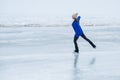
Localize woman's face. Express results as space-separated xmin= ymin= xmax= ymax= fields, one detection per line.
xmin=72 ymin=16 xmax=76 ymax=19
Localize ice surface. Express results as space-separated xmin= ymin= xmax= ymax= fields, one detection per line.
xmin=0 ymin=26 xmax=120 ymax=80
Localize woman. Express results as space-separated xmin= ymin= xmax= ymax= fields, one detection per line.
xmin=72 ymin=13 xmax=96 ymax=53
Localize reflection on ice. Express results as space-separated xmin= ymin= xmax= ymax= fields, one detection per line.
xmin=89 ymin=57 xmax=96 ymax=65
xmin=72 ymin=68 xmax=81 ymax=80
xmin=73 ymin=53 xmax=79 ymax=68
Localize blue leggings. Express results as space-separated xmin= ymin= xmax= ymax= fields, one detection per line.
xmin=74 ymin=33 xmax=96 ymax=53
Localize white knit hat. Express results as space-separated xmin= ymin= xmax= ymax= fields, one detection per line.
xmin=72 ymin=13 xmax=78 ymax=19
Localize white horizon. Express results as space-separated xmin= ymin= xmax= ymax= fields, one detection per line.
xmin=0 ymin=0 xmax=120 ymax=17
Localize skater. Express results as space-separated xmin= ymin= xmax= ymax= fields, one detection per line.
xmin=72 ymin=13 xmax=96 ymax=53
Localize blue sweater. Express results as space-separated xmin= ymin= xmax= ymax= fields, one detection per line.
xmin=72 ymin=16 xmax=83 ymax=37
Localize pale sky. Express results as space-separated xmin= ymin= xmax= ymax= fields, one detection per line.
xmin=0 ymin=0 xmax=120 ymax=17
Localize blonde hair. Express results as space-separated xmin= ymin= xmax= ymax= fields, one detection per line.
xmin=72 ymin=13 xmax=78 ymax=19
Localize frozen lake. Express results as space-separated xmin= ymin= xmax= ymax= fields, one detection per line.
xmin=0 ymin=26 xmax=120 ymax=80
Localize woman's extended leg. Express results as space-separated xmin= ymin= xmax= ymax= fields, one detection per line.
xmin=81 ymin=34 xmax=96 ymax=48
